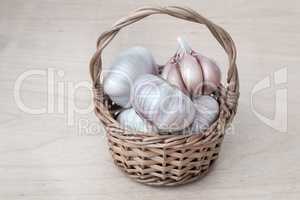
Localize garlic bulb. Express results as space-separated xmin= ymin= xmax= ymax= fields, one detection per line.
xmin=161 ymin=37 xmax=221 ymax=96
xmin=103 ymin=47 xmax=158 ymax=108
xmin=117 ymin=108 xmax=158 ymax=133
xmin=131 ymin=74 xmax=196 ymax=132
xmin=190 ymin=95 xmax=219 ymax=134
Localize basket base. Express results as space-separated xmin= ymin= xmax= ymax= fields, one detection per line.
xmin=106 ymin=131 xmax=224 ymax=186
xmin=113 ymin=156 xmax=218 ymax=187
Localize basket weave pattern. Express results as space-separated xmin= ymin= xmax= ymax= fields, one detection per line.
xmin=90 ymin=6 xmax=239 ymax=186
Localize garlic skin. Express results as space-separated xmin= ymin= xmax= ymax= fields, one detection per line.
xmin=103 ymin=47 xmax=158 ymax=108
xmin=117 ymin=108 xmax=158 ymax=133
xmin=194 ymin=54 xmax=221 ymax=95
xmin=161 ymin=37 xmax=221 ymax=96
xmin=131 ymin=74 xmax=196 ymax=132
xmin=190 ymin=95 xmax=219 ymax=134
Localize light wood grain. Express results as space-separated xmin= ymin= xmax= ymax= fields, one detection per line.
xmin=0 ymin=0 xmax=300 ymax=199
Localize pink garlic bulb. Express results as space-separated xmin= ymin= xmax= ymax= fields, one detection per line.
xmin=161 ymin=37 xmax=221 ymax=96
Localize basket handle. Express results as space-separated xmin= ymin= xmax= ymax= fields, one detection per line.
xmin=90 ymin=6 xmax=239 ymax=115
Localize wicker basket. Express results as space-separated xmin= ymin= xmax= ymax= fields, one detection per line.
xmin=89 ymin=6 xmax=239 ymax=186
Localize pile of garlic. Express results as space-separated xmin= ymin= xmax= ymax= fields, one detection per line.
xmin=103 ymin=37 xmax=221 ymax=135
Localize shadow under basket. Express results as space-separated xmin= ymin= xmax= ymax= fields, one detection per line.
xmin=89 ymin=6 xmax=239 ymax=186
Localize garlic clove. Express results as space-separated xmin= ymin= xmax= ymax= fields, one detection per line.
xmin=161 ymin=61 xmax=189 ymax=96
xmin=178 ymin=53 xmax=204 ymax=96
xmin=195 ymin=54 xmax=221 ymax=95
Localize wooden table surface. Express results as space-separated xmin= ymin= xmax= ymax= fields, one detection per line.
xmin=0 ymin=0 xmax=299 ymax=199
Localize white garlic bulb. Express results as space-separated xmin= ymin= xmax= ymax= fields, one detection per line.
xmin=131 ymin=74 xmax=196 ymax=132
xmin=103 ymin=47 xmax=158 ymax=108
xmin=190 ymin=95 xmax=219 ymax=133
xmin=117 ymin=108 xmax=158 ymax=133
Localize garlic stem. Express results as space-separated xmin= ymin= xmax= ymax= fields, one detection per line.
xmin=177 ymin=37 xmax=192 ymax=53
